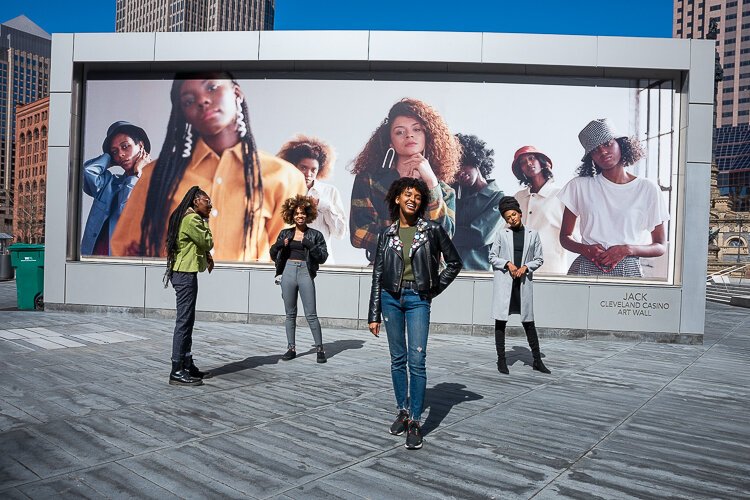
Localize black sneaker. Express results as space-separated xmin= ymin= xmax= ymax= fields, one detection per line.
xmin=389 ymin=410 xmax=409 ymax=435
xmin=281 ymin=348 xmax=296 ymax=361
xmin=405 ymin=420 xmax=423 ymax=449
xmin=316 ymin=349 xmax=327 ymax=363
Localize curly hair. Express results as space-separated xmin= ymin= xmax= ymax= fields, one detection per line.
xmin=577 ymin=137 xmax=644 ymax=177
xmin=456 ymin=133 xmax=495 ymax=179
xmin=384 ymin=177 xmax=431 ymax=222
xmin=515 ymin=154 xmax=554 ymax=186
xmin=280 ymin=194 xmax=318 ymax=225
xmin=276 ymin=134 xmax=337 ymax=180
xmin=350 ymin=98 xmax=461 ymax=184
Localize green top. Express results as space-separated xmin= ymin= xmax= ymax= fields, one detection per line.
xmin=172 ymin=211 xmax=214 ymax=273
xmin=399 ymin=224 xmax=417 ymax=283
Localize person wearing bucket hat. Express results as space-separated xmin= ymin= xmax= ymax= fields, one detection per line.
xmin=350 ymin=98 xmax=460 ymax=264
xmin=511 ymin=145 xmax=570 ymax=275
xmin=489 ymin=196 xmax=549 ymax=374
xmin=451 ymin=133 xmax=504 ymax=271
xmin=81 ymin=120 xmax=152 ymax=255
xmin=557 ymin=118 xmax=669 ymax=277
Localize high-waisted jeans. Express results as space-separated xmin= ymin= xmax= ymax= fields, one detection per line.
xmin=281 ymin=261 xmax=323 ymax=348
xmin=381 ymin=288 xmax=431 ymax=422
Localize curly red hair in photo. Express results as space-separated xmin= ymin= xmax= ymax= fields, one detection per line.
xmin=350 ymin=98 xmax=461 ymax=184
xmin=280 ymin=194 xmax=318 ymax=225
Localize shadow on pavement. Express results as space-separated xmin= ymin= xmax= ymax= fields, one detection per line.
xmin=210 ymin=338 xmax=366 ymax=377
xmin=507 ymin=345 xmax=547 ymax=368
xmin=422 ymin=382 xmax=483 ymax=435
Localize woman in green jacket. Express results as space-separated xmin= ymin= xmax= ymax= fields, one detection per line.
xmin=164 ymin=186 xmax=214 ymax=386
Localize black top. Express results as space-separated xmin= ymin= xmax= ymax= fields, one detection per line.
xmin=509 ymin=226 xmax=525 ymax=315
xmin=288 ymin=240 xmax=306 ymax=261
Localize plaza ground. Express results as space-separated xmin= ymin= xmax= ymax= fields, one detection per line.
xmin=0 ymin=280 xmax=748 ymax=499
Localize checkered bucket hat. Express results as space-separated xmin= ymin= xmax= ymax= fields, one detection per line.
xmin=578 ymin=118 xmax=626 ymax=161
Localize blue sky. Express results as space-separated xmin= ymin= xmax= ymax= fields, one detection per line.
xmin=1 ymin=0 xmax=673 ymax=38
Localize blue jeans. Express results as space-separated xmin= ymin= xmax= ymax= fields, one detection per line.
xmin=381 ymin=289 xmax=431 ymax=422
xmin=280 ymin=261 xmax=323 ymax=348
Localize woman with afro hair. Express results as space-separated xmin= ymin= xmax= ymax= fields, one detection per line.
xmin=110 ymin=72 xmax=306 ymax=262
xmin=270 ymin=195 xmax=329 ymax=363
xmin=350 ymin=98 xmax=461 ymax=263
xmin=557 ymin=119 xmax=669 ymax=277
xmin=277 ymin=135 xmax=347 ymax=263
xmin=452 ymin=133 xmax=505 ymax=271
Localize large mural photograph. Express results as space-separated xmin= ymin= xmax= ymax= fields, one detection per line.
xmin=80 ymin=73 xmax=678 ymax=282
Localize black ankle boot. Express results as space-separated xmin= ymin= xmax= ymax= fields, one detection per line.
xmin=184 ymin=356 xmax=210 ymax=379
xmin=169 ymin=360 xmax=203 ymax=386
xmin=533 ymin=356 xmax=551 ymax=374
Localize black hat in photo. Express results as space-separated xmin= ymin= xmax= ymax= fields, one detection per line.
xmin=102 ymin=121 xmax=151 ymax=155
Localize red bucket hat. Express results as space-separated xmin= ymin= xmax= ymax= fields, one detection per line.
xmin=511 ymin=146 xmax=553 ymax=180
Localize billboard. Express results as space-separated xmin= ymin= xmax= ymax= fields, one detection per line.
xmin=80 ymin=73 xmax=677 ymax=282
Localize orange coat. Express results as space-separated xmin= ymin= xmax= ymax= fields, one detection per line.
xmin=110 ymin=138 xmax=306 ymax=262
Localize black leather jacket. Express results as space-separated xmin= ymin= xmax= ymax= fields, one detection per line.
xmin=270 ymin=227 xmax=328 ymax=279
xmin=369 ymin=218 xmax=463 ymax=323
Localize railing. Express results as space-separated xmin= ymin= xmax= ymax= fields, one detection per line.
xmin=707 ymin=263 xmax=750 ymax=291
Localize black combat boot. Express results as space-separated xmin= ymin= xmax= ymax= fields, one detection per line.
xmin=169 ymin=360 xmax=203 ymax=386
xmin=184 ymin=355 xmax=210 ymax=379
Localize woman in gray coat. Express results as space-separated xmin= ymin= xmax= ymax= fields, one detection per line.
xmin=489 ymin=196 xmax=550 ymax=374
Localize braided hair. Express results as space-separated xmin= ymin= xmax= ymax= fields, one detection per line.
xmin=141 ymin=72 xmax=263 ymax=259
xmin=163 ymin=186 xmax=207 ymax=287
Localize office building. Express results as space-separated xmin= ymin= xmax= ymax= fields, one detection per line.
xmin=0 ymin=15 xmax=51 ymax=235
xmin=13 ymin=97 xmax=48 ymax=244
xmin=115 ymin=0 xmax=274 ymax=32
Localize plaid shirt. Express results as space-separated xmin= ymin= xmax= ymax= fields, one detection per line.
xmin=349 ymin=168 xmax=455 ymax=262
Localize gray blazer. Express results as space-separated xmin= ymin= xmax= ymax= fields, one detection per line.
xmin=489 ymin=226 xmax=544 ymax=322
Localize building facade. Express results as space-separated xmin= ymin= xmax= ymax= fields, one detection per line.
xmin=12 ymin=97 xmax=48 ymax=244
xmin=0 ymin=15 xmax=51 ymax=236
xmin=115 ymin=0 xmax=274 ymax=32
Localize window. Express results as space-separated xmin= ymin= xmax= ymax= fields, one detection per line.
xmin=723 ymin=111 xmax=734 ymax=117
xmin=726 ymin=62 xmax=736 ymax=69
xmin=739 ymin=110 xmax=750 ymax=116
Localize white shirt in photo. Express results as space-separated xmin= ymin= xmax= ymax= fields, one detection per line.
xmin=308 ymin=180 xmax=348 ymax=264
xmin=514 ymin=179 xmax=571 ymax=275
xmin=557 ymin=174 xmax=670 ymax=249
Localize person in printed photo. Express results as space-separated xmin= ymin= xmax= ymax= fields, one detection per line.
xmin=350 ymin=98 xmax=461 ymax=263
xmin=511 ymin=145 xmax=570 ymax=275
xmin=81 ymin=121 xmax=151 ymax=256
xmin=557 ymin=118 xmax=669 ymax=278
xmin=110 ymin=72 xmax=306 ymax=261
xmin=451 ymin=133 xmax=505 ymax=272
xmin=277 ymin=135 xmax=347 ymax=263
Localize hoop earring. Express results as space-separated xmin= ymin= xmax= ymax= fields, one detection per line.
xmin=381 ymin=147 xmax=395 ymax=169
xmin=235 ymin=97 xmax=247 ymax=138
xmin=182 ymin=124 xmax=193 ymax=158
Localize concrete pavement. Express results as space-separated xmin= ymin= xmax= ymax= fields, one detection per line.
xmin=1 ymin=280 xmax=749 ymax=499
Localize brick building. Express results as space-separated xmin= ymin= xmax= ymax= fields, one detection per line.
xmin=13 ymin=97 xmax=48 ymax=243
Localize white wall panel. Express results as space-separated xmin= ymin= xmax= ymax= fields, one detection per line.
xmin=50 ymin=34 xmax=74 ymax=93
xmin=482 ymin=33 xmax=596 ymax=67
xmin=313 ymin=272 xmax=362 ymax=319
xmin=155 ymin=31 xmax=259 ymax=61
xmin=73 ymin=33 xmax=155 ymax=62
xmin=587 ymin=286 xmax=682 ymax=333
xmin=686 ymin=103 xmax=714 ymax=164
xmin=597 ymin=36 xmax=690 ymax=70
xmin=259 ymin=31 xmax=368 ymax=61
xmin=66 ymin=264 xmax=145 ymax=307
xmin=689 ymin=40 xmax=717 ymax=105
xmin=47 ymin=93 xmax=72 ymax=147
xmin=44 ymin=147 xmax=71 ymax=304
xmin=369 ymin=31 xmax=482 ymax=63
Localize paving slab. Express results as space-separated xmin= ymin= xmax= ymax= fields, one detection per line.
xmin=0 ymin=280 xmax=749 ymax=498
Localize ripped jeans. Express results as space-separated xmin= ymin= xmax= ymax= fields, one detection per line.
xmin=381 ymin=289 xmax=431 ymax=422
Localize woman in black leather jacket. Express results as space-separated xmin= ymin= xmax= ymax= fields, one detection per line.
xmin=270 ymin=195 xmax=329 ymax=363
xmin=368 ymin=177 xmax=462 ymax=450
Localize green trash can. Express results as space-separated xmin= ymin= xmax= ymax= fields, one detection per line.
xmin=8 ymin=243 xmax=45 ymax=310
